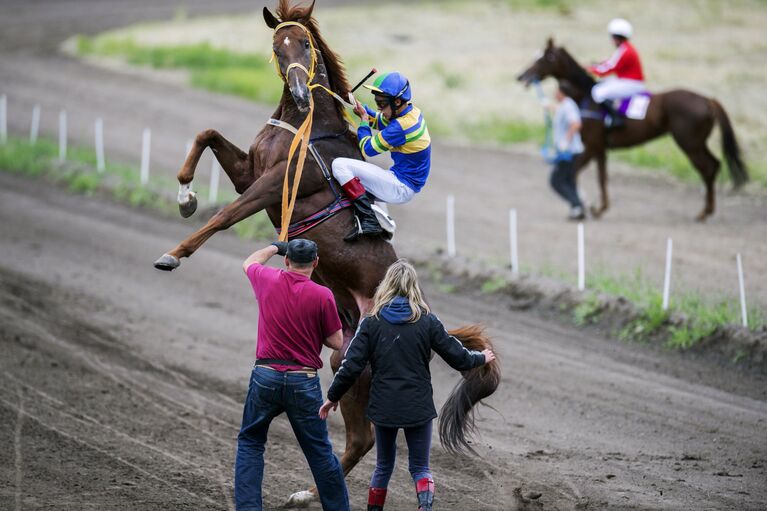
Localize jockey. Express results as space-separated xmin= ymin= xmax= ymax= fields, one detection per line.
xmin=331 ymin=72 xmax=431 ymax=242
xmin=588 ymin=18 xmax=646 ymax=128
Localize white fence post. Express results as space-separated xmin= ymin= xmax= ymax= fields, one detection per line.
xmin=95 ymin=118 xmax=105 ymax=172
xmin=30 ymin=104 xmax=40 ymax=144
xmin=509 ymin=208 xmax=519 ymax=277
xmin=736 ymin=253 xmax=748 ymax=328
xmin=446 ymin=194 xmax=456 ymax=258
xmin=577 ymin=222 xmax=585 ymax=291
xmin=662 ymin=238 xmax=673 ymax=310
xmin=209 ymin=159 xmax=220 ymax=204
xmin=0 ymin=94 xmax=7 ymax=144
xmin=140 ymin=127 xmax=151 ymax=185
xmin=58 ymin=110 xmax=67 ymax=163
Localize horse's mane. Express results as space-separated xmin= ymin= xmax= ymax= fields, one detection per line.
xmin=557 ymin=46 xmax=596 ymax=95
xmin=276 ymin=0 xmax=351 ymax=120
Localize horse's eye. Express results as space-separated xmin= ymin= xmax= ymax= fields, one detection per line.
xmin=304 ymin=39 xmax=310 ymax=49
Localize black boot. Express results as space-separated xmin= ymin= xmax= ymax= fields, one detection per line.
xmin=344 ymin=195 xmax=383 ymax=242
xmin=600 ymin=101 xmax=624 ymax=129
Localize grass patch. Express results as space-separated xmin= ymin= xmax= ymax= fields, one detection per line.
xmin=0 ymin=136 xmax=273 ymax=241
xmin=584 ymin=267 xmax=765 ymax=348
xmin=480 ymin=275 xmax=508 ymax=294
xmin=573 ymin=293 xmax=603 ymax=326
xmin=467 ymin=118 xmax=544 ymax=145
xmin=75 ymin=35 xmax=283 ymax=104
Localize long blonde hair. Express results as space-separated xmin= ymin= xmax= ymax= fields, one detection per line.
xmin=370 ymin=259 xmax=430 ymax=322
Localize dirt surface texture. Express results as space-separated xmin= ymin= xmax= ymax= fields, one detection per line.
xmin=1 ymin=1 xmax=766 ymax=510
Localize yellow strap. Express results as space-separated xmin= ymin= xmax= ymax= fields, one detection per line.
xmin=271 ymin=21 xmax=358 ymax=240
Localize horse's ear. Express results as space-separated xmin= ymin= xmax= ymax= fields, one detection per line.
xmin=546 ymin=37 xmax=555 ymax=49
xmin=263 ymin=6 xmax=279 ymax=29
xmin=302 ymin=0 xmax=316 ymax=22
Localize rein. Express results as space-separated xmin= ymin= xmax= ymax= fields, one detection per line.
xmin=532 ymin=79 xmax=556 ymax=163
xmin=270 ymin=21 xmax=356 ymax=241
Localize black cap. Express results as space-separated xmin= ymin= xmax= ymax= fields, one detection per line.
xmin=286 ymin=239 xmax=318 ymax=264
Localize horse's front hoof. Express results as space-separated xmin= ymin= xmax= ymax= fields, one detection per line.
xmin=285 ymin=490 xmax=316 ymax=508
xmin=178 ymin=192 xmax=198 ymax=218
xmin=590 ymin=205 xmax=604 ymax=219
xmin=154 ymin=254 xmax=180 ymax=271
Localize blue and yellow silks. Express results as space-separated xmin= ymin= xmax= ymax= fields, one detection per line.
xmin=357 ymin=104 xmax=431 ymax=193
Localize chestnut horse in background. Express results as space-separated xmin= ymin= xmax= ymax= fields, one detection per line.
xmin=153 ymin=0 xmax=501 ymax=506
xmin=518 ymin=38 xmax=748 ymax=220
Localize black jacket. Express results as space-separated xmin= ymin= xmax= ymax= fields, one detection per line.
xmin=327 ymin=297 xmax=486 ymax=428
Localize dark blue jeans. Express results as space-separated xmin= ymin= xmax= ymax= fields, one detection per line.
xmin=234 ymin=367 xmax=349 ymax=511
xmin=550 ymin=157 xmax=583 ymax=208
xmin=370 ymin=421 xmax=433 ymax=488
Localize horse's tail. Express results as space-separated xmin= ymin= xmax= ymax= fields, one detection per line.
xmin=439 ymin=324 xmax=501 ymax=455
xmin=711 ymin=99 xmax=749 ymax=188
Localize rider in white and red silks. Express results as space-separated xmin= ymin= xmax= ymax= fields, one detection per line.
xmin=588 ymin=18 xmax=646 ymax=127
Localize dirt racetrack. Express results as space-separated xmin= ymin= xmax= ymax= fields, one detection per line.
xmin=1 ymin=1 xmax=766 ymax=510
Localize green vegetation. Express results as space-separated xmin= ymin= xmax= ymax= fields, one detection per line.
xmin=467 ymin=118 xmax=545 ymax=145
xmin=0 ymin=136 xmax=274 ymax=241
xmin=480 ymin=275 xmax=509 ymax=294
xmin=75 ymin=35 xmax=283 ymax=104
xmin=581 ymin=267 xmax=764 ymax=349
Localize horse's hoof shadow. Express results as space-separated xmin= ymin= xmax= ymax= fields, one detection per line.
xmin=179 ymin=193 xmax=198 ymax=218
xmin=154 ymin=254 xmax=180 ymax=271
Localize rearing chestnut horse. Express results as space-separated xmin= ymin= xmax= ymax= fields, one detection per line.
xmin=153 ymin=1 xmax=500 ymax=506
xmin=518 ymin=38 xmax=748 ymax=220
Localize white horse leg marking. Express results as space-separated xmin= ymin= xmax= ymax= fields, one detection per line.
xmin=286 ymin=489 xmax=316 ymax=507
xmin=178 ymin=182 xmax=193 ymax=205
xmin=14 ymin=384 xmax=23 ymax=511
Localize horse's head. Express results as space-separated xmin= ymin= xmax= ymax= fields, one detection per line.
xmin=264 ymin=2 xmax=317 ymax=112
xmin=517 ymin=37 xmax=568 ymax=87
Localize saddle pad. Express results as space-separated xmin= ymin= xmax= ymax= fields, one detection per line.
xmin=618 ymin=92 xmax=652 ymax=120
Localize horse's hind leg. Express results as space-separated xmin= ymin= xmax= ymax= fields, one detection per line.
xmin=177 ymin=129 xmax=251 ymax=218
xmin=672 ymin=133 xmax=720 ymax=221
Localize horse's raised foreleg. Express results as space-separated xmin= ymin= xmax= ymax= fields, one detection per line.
xmin=177 ymin=129 xmax=251 ymax=218
xmin=154 ymin=164 xmax=283 ymax=271
xmin=591 ymin=151 xmax=609 ymax=219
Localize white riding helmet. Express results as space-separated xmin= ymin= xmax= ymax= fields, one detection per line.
xmin=607 ymin=18 xmax=633 ymax=39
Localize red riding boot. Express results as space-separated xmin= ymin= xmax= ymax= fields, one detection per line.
xmin=341 ymin=177 xmax=383 ymax=242
xmin=367 ymin=487 xmax=387 ymax=511
xmin=415 ymin=477 xmax=434 ymax=511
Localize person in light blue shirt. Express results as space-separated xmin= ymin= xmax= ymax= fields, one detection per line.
xmin=549 ymin=83 xmax=585 ymax=220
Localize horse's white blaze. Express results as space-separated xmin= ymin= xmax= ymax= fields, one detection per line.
xmin=283 ymin=36 xmax=291 ymax=47
xmin=286 ymin=490 xmax=315 ymax=507
xmin=178 ymin=182 xmax=192 ymax=204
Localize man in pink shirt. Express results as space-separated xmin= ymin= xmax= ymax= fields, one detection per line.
xmin=235 ymin=239 xmax=349 ymax=511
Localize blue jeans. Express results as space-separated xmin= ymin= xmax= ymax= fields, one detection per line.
xmin=370 ymin=421 xmax=433 ymax=488
xmin=550 ymin=157 xmax=583 ymax=208
xmin=234 ymin=367 xmax=349 ymax=511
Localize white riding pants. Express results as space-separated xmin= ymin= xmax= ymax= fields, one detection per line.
xmin=332 ymin=157 xmax=415 ymax=204
xmin=591 ymin=78 xmax=646 ymax=103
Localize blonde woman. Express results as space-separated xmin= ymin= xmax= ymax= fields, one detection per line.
xmin=319 ymin=260 xmax=495 ymax=511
